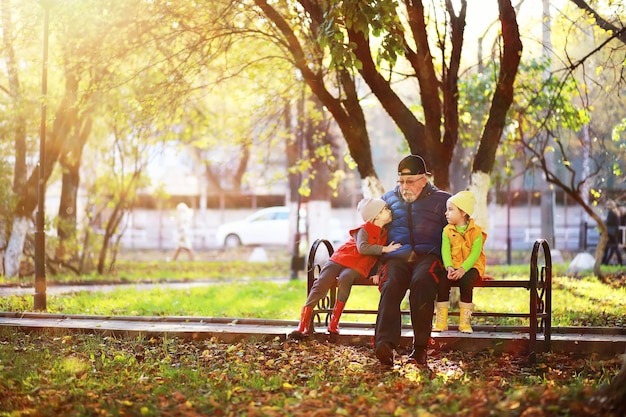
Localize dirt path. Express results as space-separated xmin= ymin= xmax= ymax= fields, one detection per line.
xmin=0 ymin=277 xmax=290 ymax=297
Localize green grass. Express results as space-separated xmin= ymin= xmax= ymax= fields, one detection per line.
xmin=4 ymin=246 xmax=609 ymax=286
xmin=1 ymin=270 xmax=624 ymax=328
xmin=0 ymin=259 xmax=291 ymax=285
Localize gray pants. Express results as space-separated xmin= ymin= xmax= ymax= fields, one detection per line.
xmin=305 ymin=261 xmax=361 ymax=307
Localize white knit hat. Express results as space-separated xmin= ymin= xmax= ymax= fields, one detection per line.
xmin=357 ymin=198 xmax=386 ymax=222
xmin=448 ymin=190 xmax=475 ymax=216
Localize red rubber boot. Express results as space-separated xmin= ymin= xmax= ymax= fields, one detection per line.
xmin=289 ymin=306 xmax=313 ymax=339
xmin=327 ymin=301 xmax=346 ymax=335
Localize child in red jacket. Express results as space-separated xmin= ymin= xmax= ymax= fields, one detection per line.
xmin=290 ymin=197 xmax=401 ymax=338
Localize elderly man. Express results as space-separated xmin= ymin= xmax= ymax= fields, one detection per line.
xmin=374 ymin=155 xmax=450 ymax=366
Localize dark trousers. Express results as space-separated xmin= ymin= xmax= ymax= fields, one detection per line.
xmin=437 ymin=268 xmax=479 ymax=303
xmin=375 ymin=254 xmax=442 ymax=351
xmin=601 ymin=235 xmax=623 ymax=265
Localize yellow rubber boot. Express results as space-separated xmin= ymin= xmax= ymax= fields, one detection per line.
xmin=432 ymin=301 xmax=449 ymax=332
xmin=459 ymin=301 xmax=474 ymax=334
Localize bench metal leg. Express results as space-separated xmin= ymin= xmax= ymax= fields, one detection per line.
xmin=307 ymin=239 xmax=336 ymax=331
xmin=530 ymin=239 xmax=553 ymax=361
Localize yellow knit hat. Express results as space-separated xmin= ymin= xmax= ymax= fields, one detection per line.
xmin=448 ymin=190 xmax=475 ymax=216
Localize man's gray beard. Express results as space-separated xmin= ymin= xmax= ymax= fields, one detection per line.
xmin=402 ymin=193 xmax=417 ymax=203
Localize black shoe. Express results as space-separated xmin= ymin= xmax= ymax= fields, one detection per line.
xmin=408 ymin=348 xmax=427 ymax=366
xmin=375 ymin=342 xmax=394 ymax=366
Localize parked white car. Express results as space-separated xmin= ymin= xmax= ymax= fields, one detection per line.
xmin=215 ymin=206 xmax=345 ymax=249
xmin=216 ymin=206 xmax=300 ymax=248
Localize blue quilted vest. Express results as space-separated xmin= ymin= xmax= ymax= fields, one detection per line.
xmin=381 ymin=182 xmax=450 ymax=260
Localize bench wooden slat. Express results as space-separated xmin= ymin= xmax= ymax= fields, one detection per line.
xmin=314 ymin=309 xmax=548 ymax=319
xmin=347 ymin=278 xmax=543 ymax=289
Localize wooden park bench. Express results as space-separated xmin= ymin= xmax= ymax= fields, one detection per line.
xmin=306 ymin=238 xmax=552 ymax=357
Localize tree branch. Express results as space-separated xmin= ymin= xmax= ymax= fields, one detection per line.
xmin=568 ymin=0 xmax=626 ymax=44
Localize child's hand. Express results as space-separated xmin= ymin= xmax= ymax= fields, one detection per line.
xmin=446 ymin=267 xmax=455 ymax=280
xmin=371 ymin=274 xmax=380 ymax=284
xmin=383 ymin=241 xmax=402 ymax=253
xmin=448 ymin=267 xmax=465 ymax=280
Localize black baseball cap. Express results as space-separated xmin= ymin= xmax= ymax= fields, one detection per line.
xmin=398 ymin=155 xmax=431 ymax=176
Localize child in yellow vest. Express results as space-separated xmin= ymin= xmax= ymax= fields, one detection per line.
xmin=434 ymin=190 xmax=487 ymax=333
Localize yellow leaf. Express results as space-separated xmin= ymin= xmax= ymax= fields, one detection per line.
xmin=394 ymin=406 xmax=408 ymax=416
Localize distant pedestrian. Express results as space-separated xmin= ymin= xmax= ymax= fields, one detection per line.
xmin=289 ymin=197 xmax=401 ymax=339
xmin=601 ymin=200 xmax=623 ymax=265
xmin=173 ymin=202 xmax=195 ymax=261
xmin=434 ymin=190 xmax=487 ymax=334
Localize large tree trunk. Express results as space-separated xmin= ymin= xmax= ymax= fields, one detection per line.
xmin=306 ymin=96 xmax=336 ymax=246
xmin=3 ymin=74 xmax=80 ymax=278
xmin=55 ymin=165 xmax=80 ymax=260
xmin=3 ymin=217 xmax=29 ymax=279
xmin=470 ymin=171 xmax=493 ymax=231
xmin=56 ymin=116 xmax=92 ymax=262
xmin=473 ymin=0 xmax=522 ymax=175
xmin=471 ymin=0 xmax=522 ymax=229
xmin=1 ymin=0 xmax=28 ymax=277
xmin=335 ymin=68 xmax=383 ymax=196
xmin=4 ymin=129 xmax=65 ymax=278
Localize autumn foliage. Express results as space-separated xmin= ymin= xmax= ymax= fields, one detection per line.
xmin=0 ymin=329 xmax=622 ymax=416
